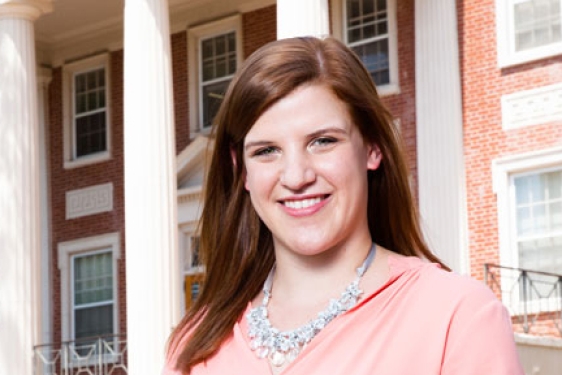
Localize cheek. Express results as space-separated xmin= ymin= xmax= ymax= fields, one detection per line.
xmin=244 ymin=164 xmax=278 ymax=195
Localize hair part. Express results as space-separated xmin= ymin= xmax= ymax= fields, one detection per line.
xmin=167 ymin=36 xmax=448 ymax=373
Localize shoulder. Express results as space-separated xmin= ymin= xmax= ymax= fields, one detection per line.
xmin=388 ymin=253 xmax=500 ymax=311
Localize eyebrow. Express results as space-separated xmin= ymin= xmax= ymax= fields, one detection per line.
xmin=244 ymin=126 xmax=350 ymax=151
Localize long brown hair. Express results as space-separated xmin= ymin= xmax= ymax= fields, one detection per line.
xmin=168 ymin=36 xmax=447 ymax=373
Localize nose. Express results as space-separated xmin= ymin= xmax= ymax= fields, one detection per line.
xmin=279 ymin=151 xmax=316 ymax=191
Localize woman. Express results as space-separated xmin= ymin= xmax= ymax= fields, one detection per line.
xmin=165 ymin=37 xmax=523 ymax=375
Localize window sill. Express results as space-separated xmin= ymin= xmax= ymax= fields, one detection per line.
xmin=190 ymin=126 xmax=213 ymax=139
xmin=377 ymin=83 xmax=401 ymax=97
xmin=498 ymin=43 xmax=562 ymax=69
xmin=64 ymin=151 xmax=111 ymax=170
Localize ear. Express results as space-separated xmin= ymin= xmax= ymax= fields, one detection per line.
xmin=366 ymin=144 xmax=382 ymax=171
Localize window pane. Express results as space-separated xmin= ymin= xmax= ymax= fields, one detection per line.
xmin=73 ymin=252 xmax=113 ymax=306
xmin=346 ymin=0 xmax=389 ymax=84
xmin=202 ymin=80 xmax=229 ymax=128
xmin=75 ymin=112 xmax=107 ymax=157
xmin=352 ymin=38 xmax=389 ymax=85
xmin=514 ymin=0 xmax=562 ymax=52
xmin=75 ymin=304 xmax=113 ymax=340
xmin=201 ymin=32 xmax=236 ymax=83
xmin=515 ymin=169 xmax=562 ymax=275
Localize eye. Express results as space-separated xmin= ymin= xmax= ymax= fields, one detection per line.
xmin=253 ymin=146 xmax=278 ymax=157
xmin=311 ymin=137 xmax=337 ymax=147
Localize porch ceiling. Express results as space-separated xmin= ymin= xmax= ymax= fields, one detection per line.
xmin=34 ymin=0 xmax=275 ymax=66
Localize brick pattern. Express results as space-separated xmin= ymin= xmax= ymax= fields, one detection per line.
xmin=172 ymin=31 xmax=190 ymax=154
xmin=48 ymin=50 xmax=127 ymax=342
xmin=242 ymin=4 xmax=277 ymax=58
xmin=459 ymin=0 xmax=562 ymax=336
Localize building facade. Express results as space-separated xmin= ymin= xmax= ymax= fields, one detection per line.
xmin=0 ymin=0 xmax=560 ymax=374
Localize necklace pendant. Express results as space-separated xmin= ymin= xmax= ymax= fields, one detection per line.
xmin=270 ymin=351 xmax=285 ymax=367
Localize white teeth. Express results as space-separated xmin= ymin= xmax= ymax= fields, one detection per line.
xmin=284 ymin=197 xmax=322 ymax=209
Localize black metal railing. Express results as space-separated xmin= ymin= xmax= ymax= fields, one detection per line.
xmin=485 ymin=264 xmax=562 ymax=336
xmin=33 ymin=334 xmax=127 ymax=375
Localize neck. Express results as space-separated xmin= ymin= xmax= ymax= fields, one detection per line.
xmin=269 ymin=238 xmax=374 ymax=305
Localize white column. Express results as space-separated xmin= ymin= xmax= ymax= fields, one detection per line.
xmin=0 ymin=1 xmax=52 ymax=375
xmin=124 ymin=0 xmax=181 ymax=374
xmin=415 ymin=0 xmax=468 ymax=273
xmin=277 ymin=0 xmax=329 ymax=39
xmin=37 ymin=67 xmax=53 ymax=351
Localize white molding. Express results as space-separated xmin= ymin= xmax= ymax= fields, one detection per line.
xmin=492 ymin=147 xmax=562 ymax=268
xmin=57 ymin=232 xmax=121 ymax=342
xmin=62 ymin=53 xmax=112 ymax=169
xmin=501 ymin=82 xmax=562 ymax=130
xmin=277 ymin=0 xmax=329 ymax=39
xmin=187 ymin=14 xmax=243 ymax=137
xmin=331 ymin=0 xmax=399 ymax=96
xmin=65 ymin=183 xmax=114 ymax=219
xmin=496 ymin=0 xmax=562 ymax=68
xmin=0 ymin=0 xmax=53 ymax=21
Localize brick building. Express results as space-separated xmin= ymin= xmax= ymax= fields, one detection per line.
xmin=1 ymin=0 xmax=561 ymax=374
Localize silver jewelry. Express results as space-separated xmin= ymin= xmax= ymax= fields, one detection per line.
xmin=246 ymin=244 xmax=377 ymax=367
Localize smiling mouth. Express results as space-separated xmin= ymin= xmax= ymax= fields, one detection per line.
xmin=282 ymin=196 xmax=327 ymax=209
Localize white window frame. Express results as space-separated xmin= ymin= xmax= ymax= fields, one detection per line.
xmin=58 ymin=232 xmax=121 ymax=362
xmin=331 ymin=0 xmax=399 ymax=96
xmin=62 ymin=53 xmax=111 ymax=169
xmin=188 ymin=15 xmax=243 ymax=137
xmin=496 ymin=0 xmax=562 ymax=67
xmin=492 ymin=147 xmax=562 ymax=313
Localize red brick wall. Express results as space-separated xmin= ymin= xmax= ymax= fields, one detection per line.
xmin=48 ymin=50 xmax=127 ymax=342
xmin=243 ymin=5 xmax=277 ymax=58
xmin=458 ymin=0 xmax=562 ymax=282
xmin=172 ymin=32 xmax=190 ymax=154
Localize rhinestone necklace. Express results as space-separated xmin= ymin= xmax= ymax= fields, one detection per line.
xmin=246 ymin=244 xmax=377 ymax=367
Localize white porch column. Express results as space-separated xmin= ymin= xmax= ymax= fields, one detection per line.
xmin=0 ymin=1 xmax=52 ymax=374
xmin=37 ymin=67 xmax=53 ymax=350
xmin=415 ymin=0 xmax=468 ymax=273
xmin=124 ymin=0 xmax=181 ymax=373
xmin=277 ymin=0 xmax=329 ymax=39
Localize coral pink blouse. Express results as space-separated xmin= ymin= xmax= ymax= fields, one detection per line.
xmin=164 ymin=255 xmax=524 ymax=375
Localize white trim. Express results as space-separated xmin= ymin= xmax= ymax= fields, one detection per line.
xmin=62 ymin=53 xmax=112 ymax=169
xmin=496 ymin=0 xmax=562 ymax=68
xmin=493 ymin=147 xmax=562 ymax=269
xmin=57 ymin=233 xmax=121 ymax=343
xmin=501 ymin=82 xmax=562 ymax=130
xmin=188 ymin=14 xmax=243 ymax=137
xmin=66 ymin=183 xmax=114 ymax=219
xmin=331 ymin=0 xmax=399 ymax=96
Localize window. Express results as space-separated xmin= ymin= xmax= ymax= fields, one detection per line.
xmin=497 ymin=0 xmax=562 ymax=67
xmin=513 ymin=169 xmax=562 ymax=274
xmin=63 ymin=54 xmax=111 ymax=168
xmin=72 ymin=251 xmax=114 ymax=341
xmin=493 ymin=149 xmax=562 ymax=311
xmin=58 ymin=233 xmax=120 ymax=345
xmin=73 ymin=68 xmax=107 ymax=158
xmin=188 ymin=15 xmax=242 ymax=135
xmin=334 ymin=0 xmax=398 ymax=94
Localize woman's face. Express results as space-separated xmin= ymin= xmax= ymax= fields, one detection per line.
xmin=242 ymin=84 xmax=382 ymax=259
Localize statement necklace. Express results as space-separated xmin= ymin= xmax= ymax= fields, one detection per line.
xmin=246 ymin=244 xmax=377 ymax=367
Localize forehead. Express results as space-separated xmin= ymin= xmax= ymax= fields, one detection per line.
xmin=243 ymin=84 xmax=354 ymax=142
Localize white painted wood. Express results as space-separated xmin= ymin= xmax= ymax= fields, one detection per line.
xmin=37 ymin=66 xmax=53 ymax=356
xmin=277 ymin=0 xmax=329 ymax=39
xmin=0 ymin=2 xmax=51 ymax=374
xmin=123 ymin=0 xmax=181 ymax=373
xmin=415 ymin=0 xmax=468 ymax=274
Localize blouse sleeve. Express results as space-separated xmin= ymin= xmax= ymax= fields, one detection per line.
xmin=441 ymin=287 xmax=525 ymax=375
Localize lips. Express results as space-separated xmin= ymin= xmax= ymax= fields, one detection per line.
xmin=279 ymin=195 xmax=330 ymax=215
